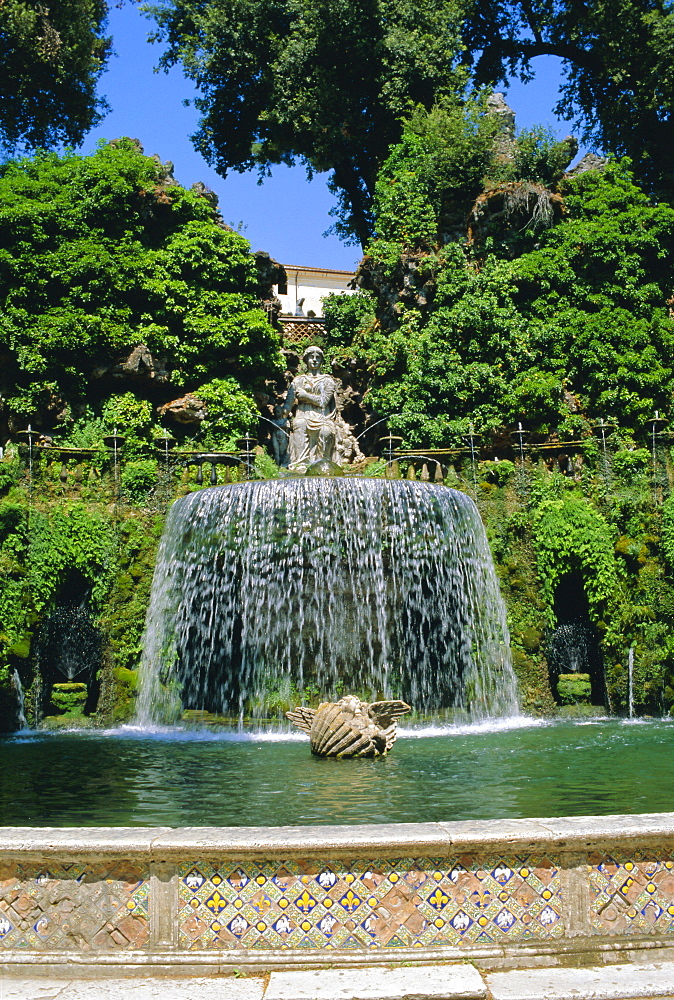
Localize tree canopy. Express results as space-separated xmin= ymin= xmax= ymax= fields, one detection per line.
xmin=324 ymin=158 xmax=674 ymax=446
xmin=0 ymin=0 xmax=111 ymax=150
xmin=144 ymin=0 xmax=674 ymax=237
xmin=462 ymin=0 xmax=674 ymax=198
xmin=144 ymin=0 xmax=467 ymax=246
xmin=0 ymin=139 xmax=281 ymax=437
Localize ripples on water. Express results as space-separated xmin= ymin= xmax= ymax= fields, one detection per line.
xmin=2 ymin=716 xmax=673 ymax=828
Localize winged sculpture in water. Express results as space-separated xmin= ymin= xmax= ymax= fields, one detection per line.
xmin=286 ymin=695 xmax=411 ymax=757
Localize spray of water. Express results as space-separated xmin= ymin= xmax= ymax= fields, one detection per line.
xmin=136 ymin=479 xmax=518 ymax=724
xmin=628 ymin=646 xmax=635 ymax=719
xmin=11 ymin=669 xmax=27 ymax=729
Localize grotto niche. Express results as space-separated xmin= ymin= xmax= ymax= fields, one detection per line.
xmin=547 ymin=570 xmax=605 ymax=708
xmin=34 ymin=570 xmax=102 ymax=723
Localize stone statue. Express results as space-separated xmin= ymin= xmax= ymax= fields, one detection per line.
xmin=283 ymin=346 xmax=339 ymax=471
xmin=286 ymin=695 xmax=411 ymax=757
xmin=334 ymin=413 xmax=366 ymax=465
xmin=269 ymin=403 xmax=290 ymax=467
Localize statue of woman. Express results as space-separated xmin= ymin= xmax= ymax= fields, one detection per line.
xmin=283 ymin=346 xmax=338 ymax=470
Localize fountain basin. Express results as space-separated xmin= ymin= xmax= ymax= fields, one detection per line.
xmin=2 ymin=808 xmax=674 ymax=973
xmin=3 ymin=718 xmax=674 ymax=826
xmin=3 ymin=717 xmax=674 ymax=970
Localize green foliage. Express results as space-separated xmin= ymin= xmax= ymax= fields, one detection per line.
xmin=146 ymin=0 xmax=674 ymax=240
xmin=57 ymin=410 xmax=106 ymax=450
xmin=0 ymin=499 xmax=24 ymax=538
xmin=511 ymin=127 xmax=577 ymax=186
xmin=513 ymin=162 xmax=674 ymax=425
xmin=26 ymin=505 xmax=114 ymax=616
xmin=50 ymin=682 xmax=87 ymax=715
xmin=353 ymin=160 xmax=674 ymax=445
xmin=98 ymin=513 xmax=163 ymax=679
xmin=0 ymin=140 xmax=282 ymax=432
xmin=661 ymin=494 xmax=674 ymax=571
xmin=0 ymin=460 xmax=20 ymax=496
xmin=0 ymin=0 xmax=110 ymax=150
xmin=102 ymin=395 xmax=153 ymax=432
xmin=254 ymin=450 xmax=281 ymax=480
xmin=110 ymin=667 xmax=139 ymax=723
xmin=0 ymin=501 xmax=114 ymax=685
xmin=479 ymin=460 xmax=515 ymax=486
xmin=120 ymin=460 xmax=159 ymax=505
xmin=322 ymin=291 xmax=376 ymax=351
xmin=373 ymin=97 xmax=499 ymax=247
xmin=370 ymin=106 xmax=577 ymax=253
xmin=194 ymin=378 xmax=258 ymax=446
xmin=612 ymin=449 xmax=651 ymax=480
xmin=358 ymin=245 xmax=559 ymax=446
xmin=463 ymin=1 xmax=674 ymax=199
xmin=530 ymin=495 xmax=617 ymax=623
xmin=556 ymin=673 xmax=592 ymax=705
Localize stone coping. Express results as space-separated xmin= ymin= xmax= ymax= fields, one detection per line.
xmin=2 ymin=812 xmax=674 ymax=858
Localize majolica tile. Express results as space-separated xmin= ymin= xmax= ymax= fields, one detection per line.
xmin=0 ymin=861 xmax=149 ymax=951
xmin=177 ymin=855 xmax=563 ymax=950
xmin=588 ymin=849 xmax=674 ymax=936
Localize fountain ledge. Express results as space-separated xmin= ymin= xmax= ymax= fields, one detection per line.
xmin=4 ymin=814 xmax=674 ymax=855
xmin=3 ymin=814 xmax=674 ymax=973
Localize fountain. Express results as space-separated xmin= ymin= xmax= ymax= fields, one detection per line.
xmin=136 ymin=476 xmax=518 ymax=725
xmin=286 ymin=695 xmax=411 ymax=756
xmin=136 ymin=350 xmax=517 ymax=724
xmin=10 ymin=669 xmax=26 ymax=730
xmin=6 ymin=432 xmax=674 ymax=974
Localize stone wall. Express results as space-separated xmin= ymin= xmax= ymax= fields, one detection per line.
xmin=3 ymin=815 xmax=674 ymax=973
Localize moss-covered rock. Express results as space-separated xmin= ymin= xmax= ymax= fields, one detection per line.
xmin=111 ymin=666 xmax=140 ymax=723
xmin=7 ymin=637 xmax=31 ymax=659
xmin=50 ymin=682 xmax=88 ymax=715
xmin=557 ymin=673 xmax=592 ymax=705
xmin=41 ymin=713 xmax=96 ymax=730
xmin=521 ymin=627 xmax=542 ymax=653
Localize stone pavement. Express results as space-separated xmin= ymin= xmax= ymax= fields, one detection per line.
xmin=2 ymin=961 xmax=674 ymax=1000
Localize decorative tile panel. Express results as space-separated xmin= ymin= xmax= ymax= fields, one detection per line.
xmin=588 ymin=849 xmax=674 ymax=936
xmin=177 ymin=855 xmax=563 ymax=950
xmin=0 ymin=860 xmax=149 ymax=951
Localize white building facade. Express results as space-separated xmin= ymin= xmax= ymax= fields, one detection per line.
xmin=275 ymin=265 xmax=355 ymax=318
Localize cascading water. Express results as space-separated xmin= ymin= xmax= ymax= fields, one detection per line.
xmin=628 ymin=646 xmax=635 ymax=718
xmin=136 ymin=478 xmax=518 ymax=724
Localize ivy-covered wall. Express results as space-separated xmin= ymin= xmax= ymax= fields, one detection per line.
xmin=474 ymin=442 xmax=674 ymax=717
xmin=0 ymin=452 xmax=164 ymax=729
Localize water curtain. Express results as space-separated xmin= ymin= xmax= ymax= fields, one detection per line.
xmin=137 ymin=479 xmax=518 ymax=723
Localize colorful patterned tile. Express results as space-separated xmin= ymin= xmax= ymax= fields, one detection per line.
xmin=176 ymin=854 xmax=563 ymax=950
xmin=588 ymin=849 xmax=674 ymax=936
xmin=0 ymin=861 xmax=149 ymax=951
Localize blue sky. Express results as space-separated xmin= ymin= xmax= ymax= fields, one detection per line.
xmin=82 ymin=3 xmax=574 ymax=271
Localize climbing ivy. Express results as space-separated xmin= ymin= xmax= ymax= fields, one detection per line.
xmin=0 ymin=500 xmax=115 ymax=681
xmin=661 ymin=494 xmax=674 ymax=572
xmin=530 ymin=494 xmax=618 ymax=624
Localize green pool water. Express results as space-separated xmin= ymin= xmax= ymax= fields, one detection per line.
xmin=1 ymin=717 xmax=672 ymax=827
